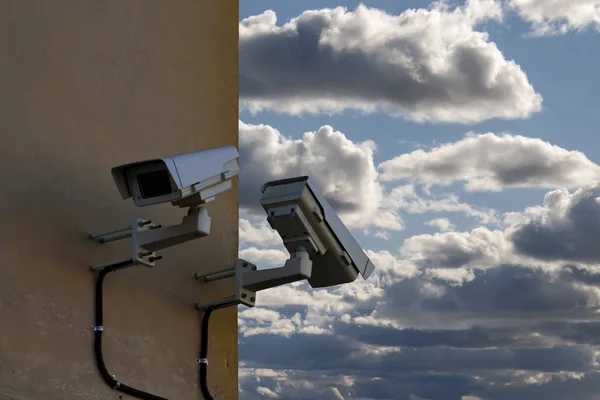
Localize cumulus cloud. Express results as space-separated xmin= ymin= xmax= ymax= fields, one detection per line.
xmin=239 ymin=247 xmax=289 ymax=267
xmin=511 ymin=182 xmax=600 ymax=263
xmin=426 ymin=218 xmax=456 ymax=232
xmin=379 ymin=133 xmax=600 ymax=191
xmin=239 ymin=121 xmax=403 ymax=231
xmin=239 ymin=1 xmax=542 ymax=123
xmin=400 ymin=227 xmax=513 ymax=270
xmin=509 ymin=0 xmax=600 ymax=36
xmin=239 ymin=263 xmax=600 ymax=398
xmin=240 ymin=218 xmax=283 ymax=248
xmin=385 ymin=185 xmax=499 ymax=224
xmin=238 ymin=127 xmax=600 ymax=399
xmin=257 ymin=386 xmax=280 ymax=398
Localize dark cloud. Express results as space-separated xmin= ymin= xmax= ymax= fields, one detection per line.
xmin=239 ymin=3 xmax=542 ymax=123
xmin=335 ymin=324 xmax=534 ymax=349
xmin=512 ymin=183 xmax=600 ymax=263
xmin=239 ymin=264 xmax=600 ymax=399
xmin=239 ymin=333 xmax=357 ymax=371
xmin=375 ymin=265 xmax=598 ymax=328
xmin=375 ymin=345 xmax=594 ymax=374
xmin=481 ymin=372 xmax=600 ymax=400
xmin=240 ymin=180 xmax=600 ymax=399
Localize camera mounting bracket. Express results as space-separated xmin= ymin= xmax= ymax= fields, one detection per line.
xmin=194 ymin=250 xmax=313 ymax=310
xmin=88 ymin=206 xmax=211 ymax=270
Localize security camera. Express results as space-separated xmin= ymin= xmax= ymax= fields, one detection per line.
xmin=194 ymin=175 xmax=376 ymax=310
xmin=260 ymin=176 xmax=375 ymax=287
xmin=111 ymin=145 xmax=239 ymax=208
xmin=88 ymin=145 xmax=239 ymax=270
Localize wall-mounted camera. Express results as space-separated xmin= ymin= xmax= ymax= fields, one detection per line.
xmin=111 ymin=145 xmax=239 ymax=208
xmin=195 ymin=175 xmax=376 ymax=310
xmin=89 ymin=146 xmax=239 ymax=269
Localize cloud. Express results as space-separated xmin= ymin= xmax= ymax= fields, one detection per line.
xmin=400 ymin=227 xmax=512 ymax=270
xmin=511 ymin=182 xmax=600 ymax=263
xmin=239 ymin=177 xmax=600 ymax=399
xmin=239 ymin=261 xmax=600 ymax=398
xmin=377 ymin=265 xmax=600 ymax=330
xmin=239 ymin=1 xmax=542 ymax=123
xmin=425 ymin=218 xmax=456 ymax=232
xmin=240 ymin=218 xmax=283 ymax=248
xmin=508 ymin=0 xmax=600 ymax=36
xmin=385 ymin=185 xmax=500 ymax=224
xmin=257 ymin=386 xmax=280 ymax=398
xmin=239 ymin=121 xmax=403 ymax=231
xmin=379 ymin=133 xmax=600 ymax=191
xmin=239 ymin=247 xmax=289 ymax=266
xmin=330 ymin=387 xmax=345 ymax=400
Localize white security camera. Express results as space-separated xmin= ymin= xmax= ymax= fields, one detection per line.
xmin=111 ymin=145 xmax=239 ymax=207
xmin=260 ymin=176 xmax=375 ymax=287
xmin=194 ymin=175 xmax=376 ymax=310
xmin=88 ymin=145 xmax=239 ymax=270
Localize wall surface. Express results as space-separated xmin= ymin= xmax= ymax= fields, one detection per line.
xmin=0 ymin=1 xmax=239 ymax=399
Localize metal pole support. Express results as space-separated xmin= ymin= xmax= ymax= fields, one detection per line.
xmin=195 ymin=268 xmax=235 ymax=283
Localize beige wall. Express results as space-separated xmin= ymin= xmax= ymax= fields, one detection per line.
xmin=0 ymin=1 xmax=239 ymax=399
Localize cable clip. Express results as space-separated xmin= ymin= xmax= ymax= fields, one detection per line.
xmin=197 ymin=358 xmax=208 ymax=364
xmin=91 ymin=325 xmax=104 ymax=332
xmin=111 ymin=375 xmax=121 ymax=389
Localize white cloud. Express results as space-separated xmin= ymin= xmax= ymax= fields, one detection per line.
xmin=365 ymin=250 xmax=421 ymax=284
xmin=256 ymin=386 xmax=280 ymax=398
xmin=426 ymin=217 xmax=456 ymax=232
xmin=384 ymin=184 xmax=499 ymax=224
xmin=240 ymin=218 xmax=282 ymax=248
xmin=509 ymin=0 xmax=600 ymax=36
xmin=239 ymin=308 xmax=282 ymax=324
xmin=239 ymin=247 xmax=289 ymax=267
xmin=243 ymin=319 xmax=297 ymax=338
xmin=330 ymin=387 xmax=345 ymax=400
xmin=240 ymin=1 xmax=542 ymax=123
xmin=401 ymin=227 xmax=513 ymax=270
xmin=239 ymin=308 xmax=298 ymax=337
xmin=379 ymin=133 xmax=600 ymax=191
xmin=239 ymin=121 xmax=403 ymax=232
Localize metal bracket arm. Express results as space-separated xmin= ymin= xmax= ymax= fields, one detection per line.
xmin=194 ymin=251 xmax=313 ymax=310
xmin=136 ymin=207 xmax=211 ymax=252
xmin=241 ymin=253 xmax=313 ymax=292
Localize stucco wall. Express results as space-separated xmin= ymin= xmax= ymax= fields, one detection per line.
xmin=0 ymin=1 xmax=239 ymax=399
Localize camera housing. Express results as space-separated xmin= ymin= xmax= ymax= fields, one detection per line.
xmin=111 ymin=145 xmax=239 ymax=207
xmin=194 ymin=175 xmax=377 ymax=311
xmin=260 ymin=176 xmax=375 ymax=288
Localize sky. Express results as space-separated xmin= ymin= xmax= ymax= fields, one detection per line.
xmin=235 ymin=1 xmax=600 ymax=399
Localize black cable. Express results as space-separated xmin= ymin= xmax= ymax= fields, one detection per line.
xmin=199 ymin=307 xmax=215 ymax=400
xmin=94 ymin=264 xmax=168 ymax=400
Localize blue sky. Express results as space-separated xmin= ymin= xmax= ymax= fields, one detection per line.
xmin=236 ymin=1 xmax=600 ymax=399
